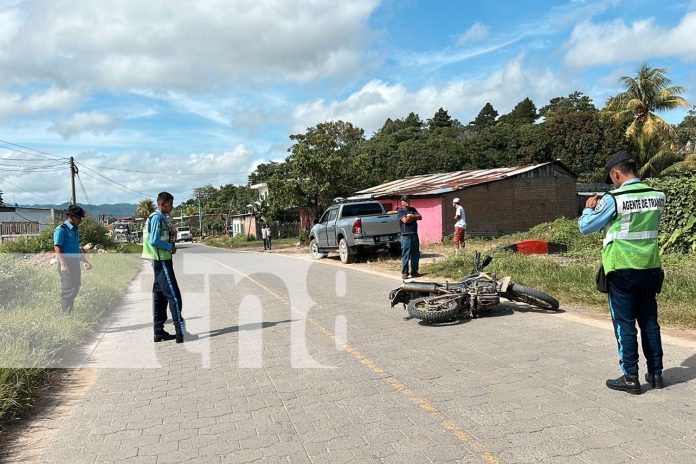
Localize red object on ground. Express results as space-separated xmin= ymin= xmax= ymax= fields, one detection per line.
xmin=500 ymin=240 xmax=567 ymax=255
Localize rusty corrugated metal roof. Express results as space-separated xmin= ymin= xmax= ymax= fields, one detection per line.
xmin=354 ymin=162 xmax=557 ymax=197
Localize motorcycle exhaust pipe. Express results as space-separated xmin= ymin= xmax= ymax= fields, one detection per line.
xmin=401 ymin=282 xmax=442 ymax=293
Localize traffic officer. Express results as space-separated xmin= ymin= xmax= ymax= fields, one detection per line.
xmin=142 ymin=192 xmax=186 ymax=343
xmin=53 ymin=205 xmax=92 ymax=314
xmin=578 ymin=151 xmax=666 ymax=394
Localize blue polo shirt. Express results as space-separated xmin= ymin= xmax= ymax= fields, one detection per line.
xmin=54 ymin=221 xmax=81 ymax=256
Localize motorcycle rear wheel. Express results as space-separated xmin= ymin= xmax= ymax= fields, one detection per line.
xmin=508 ymin=284 xmax=560 ymax=311
xmin=406 ymin=295 xmax=462 ymax=322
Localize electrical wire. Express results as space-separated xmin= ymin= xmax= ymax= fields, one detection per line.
xmin=78 ymin=169 xmax=151 ymax=200
xmin=0 ymin=177 xmax=58 ymax=205
xmin=76 ymin=172 xmax=92 ymax=206
xmin=75 ymin=160 xmax=252 ymax=177
xmin=0 ymin=139 xmax=69 ymax=161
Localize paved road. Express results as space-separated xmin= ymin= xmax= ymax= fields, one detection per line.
xmin=4 ymin=244 xmax=696 ymax=463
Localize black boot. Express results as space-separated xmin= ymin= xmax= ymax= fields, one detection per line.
xmin=606 ymin=374 xmax=641 ymax=395
xmin=154 ymin=332 xmax=176 ymax=342
xmin=645 ymin=373 xmax=664 ymax=389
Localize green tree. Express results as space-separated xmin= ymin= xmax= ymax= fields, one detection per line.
xmin=603 ymin=64 xmax=689 ymax=141
xmin=266 ymin=121 xmax=366 ymax=217
xmin=676 ymin=106 xmax=696 ymax=150
xmin=542 ymin=111 xmax=633 ymax=182
xmin=469 ymin=102 xmax=498 ymax=128
xmin=498 ymin=97 xmax=538 ymax=125
xmin=539 ymin=91 xmax=596 ymax=119
xmin=428 ymin=107 xmax=455 ymax=129
xmin=135 ymin=198 xmax=155 ymax=218
xmin=248 ymin=161 xmax=284 ymax=185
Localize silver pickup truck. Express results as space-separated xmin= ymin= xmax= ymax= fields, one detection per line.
xmin=309 ymin=199 xmax=401 ymax=263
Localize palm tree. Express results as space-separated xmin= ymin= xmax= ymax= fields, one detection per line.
xmin=634 ymin=133 xmax=682 ymax=177
xmin=604 ymin=64 xmax=689 ymax=142
xmin=135 ymin=198 xmax=155 ymax=218
xmin=661 ymin=153 xmax=696 ymax=175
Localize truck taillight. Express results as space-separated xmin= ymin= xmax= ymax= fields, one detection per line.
xmin=352 ymin=218 xmax=362 ymax=235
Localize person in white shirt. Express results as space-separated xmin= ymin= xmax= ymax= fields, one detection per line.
xmin=261 ymin=224 xmax=268 ymax=250
xmin=452 ymin=198 xmax=466 ymax=255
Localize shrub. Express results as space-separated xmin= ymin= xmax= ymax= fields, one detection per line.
xmin=648 ymin=175 xmax=696 ymax=253
xmin=0 ymin=218 xmax=115 ymax=254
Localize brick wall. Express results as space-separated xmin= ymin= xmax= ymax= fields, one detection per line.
xmin=440 ymin=177 xmax=577 ymax=239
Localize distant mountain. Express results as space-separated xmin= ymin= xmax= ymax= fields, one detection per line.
xmin=26 ymin=202 xmax=138 ymax=219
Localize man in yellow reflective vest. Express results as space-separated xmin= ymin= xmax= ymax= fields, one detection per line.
xmin=579 ymin=151 xmax=665 ymax=394
xmin=142 ymin=192 xmax=186 ymax=343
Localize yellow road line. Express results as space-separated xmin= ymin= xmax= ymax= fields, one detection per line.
xmin=196 ymin=253 xmax=501 ymax=464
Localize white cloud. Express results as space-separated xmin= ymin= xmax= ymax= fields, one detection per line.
xmin=564 ymin=12 xmax=696 ymax=67
xmin=0 ymin=87 xmax=82 ymax=120
xmin=400 ymin=0 xmax=620 ymax=69
xmin=49 ymin=111 xmax=118 ymax=139
xmin=0 ymin=0 xmax=380 ymax=92
xmin=456 ymin=22 xmax=489 ymax=46
xmin=293 ymin=54 xmax=567 ymax=135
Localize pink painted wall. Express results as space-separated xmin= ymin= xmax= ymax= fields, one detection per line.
xmin=379 ymin=197 xmax=443 ymax=244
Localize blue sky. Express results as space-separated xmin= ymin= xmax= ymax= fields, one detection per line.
xmin=1 ymin=0 xmax=695 ymax=205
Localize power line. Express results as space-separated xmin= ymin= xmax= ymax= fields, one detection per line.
xmin=76 ymin=173 xmax=92 ymax=206
xmin=0 ymin=139 xmax=69 ymax=161
xmin=0 ymin=177 xmax=58 ymax=205
xmin=75 ymin=160 xmax=252 ymax=177
xmin=78 ymin=169 xmax=151 ymax=200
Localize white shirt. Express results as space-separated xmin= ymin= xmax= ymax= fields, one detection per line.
xmin=455 ymin=205 xmax=466 ymax=228
xmin=261 ymin=228 xmax=268 ymax=239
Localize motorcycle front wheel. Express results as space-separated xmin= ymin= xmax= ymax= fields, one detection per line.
xmin=507 ymin=284 xmax=560 ymax=311
xmin=406 ymin=295 xmax=462 ymax=322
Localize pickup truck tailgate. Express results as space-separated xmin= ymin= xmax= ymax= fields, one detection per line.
xmin=359 ymin=214 xmax=400 ymax=237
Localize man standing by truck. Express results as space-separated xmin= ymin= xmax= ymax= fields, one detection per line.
xmin=397 ymin=195 xmax=422 ymax=280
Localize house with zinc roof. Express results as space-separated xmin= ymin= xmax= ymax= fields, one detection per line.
xmin=352 ymin=161 xmax=577 ymax=243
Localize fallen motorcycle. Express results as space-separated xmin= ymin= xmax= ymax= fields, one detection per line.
xmin=388 ymin=251 xmax=560 ymax=323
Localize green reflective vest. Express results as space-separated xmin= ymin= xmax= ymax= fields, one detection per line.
xmin=601 ymin=182 xmax=665 ymax=274
xmin=141 ymin=212 xmax=172 ymax=261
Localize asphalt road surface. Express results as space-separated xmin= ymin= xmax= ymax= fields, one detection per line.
xmin=3 ymin=243 xmax=696 ymax=463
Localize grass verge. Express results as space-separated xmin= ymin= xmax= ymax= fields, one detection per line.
xmin=420 ymin=218 xmax=696 ymax=329
xmin=0 ymin=252 xmax=141 ymax=427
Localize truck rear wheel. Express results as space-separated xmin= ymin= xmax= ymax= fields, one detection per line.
xmin=310 ymin=239 xmax=328 ymax=260
xmin=338 ymin=238 xmax=356 ymax=264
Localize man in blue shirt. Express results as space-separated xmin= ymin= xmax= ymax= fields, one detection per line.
xmin=53 ymin=205 xmax=92 ymax=314
xmin=397 ymin=195 xmax=422 ymax=280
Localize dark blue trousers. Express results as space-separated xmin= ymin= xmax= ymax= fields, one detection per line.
xmin=152 ymin=259 xmax=185 ymax=335
xmin=400 ymin=233 xmax=420 ymax=275
xmin=607 ymin=268 xmax=663 ymax=376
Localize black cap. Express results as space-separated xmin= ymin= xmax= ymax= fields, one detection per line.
xmin=604 ymin=151 xmax=635 ymax=183
xmin=67 ymin=205 xmax=86 ymax=218
xmin=400 ymin=194 xmax=410 ymax=202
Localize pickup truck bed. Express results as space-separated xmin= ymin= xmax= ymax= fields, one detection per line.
xmin=309 ymin=200 xmax=401 ymax=263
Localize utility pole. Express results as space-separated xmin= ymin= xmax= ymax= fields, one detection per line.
xmin=69 ymin=156 xmax=78 ymax=205
xmin=198 ymin=196 xmax=203 ymax=236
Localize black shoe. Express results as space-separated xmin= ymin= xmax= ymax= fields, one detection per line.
xmin=154 ymin=332 xmax=176 ymax=342
xmin=176 ymin=333 xmax=184 ymax=344
xmin=410 ymin=272 xmax=421 ymax=278
xmin=606 ymin=374 xmax=641 ymax=394
xmin=402 ymin=273 xmax=409 ymax=280
xmin=645 ymin=373 xmax=664 ymax=389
